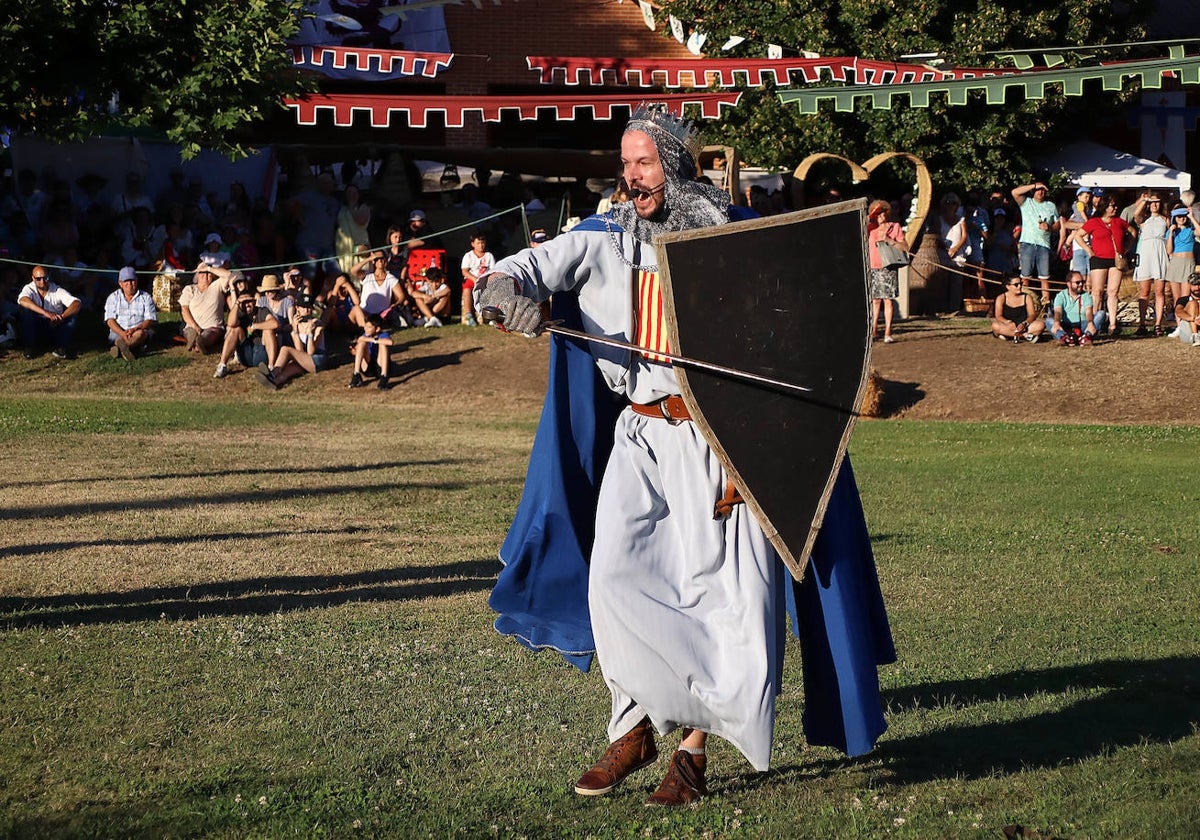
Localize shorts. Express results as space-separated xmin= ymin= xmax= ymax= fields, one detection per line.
xmin=1166 ymin=253 xmax=1195 ymax=284
xmin=235 ymin=339 xmax=267 ymax=368
xmin=1019 ymin=242 xmax=1050 ymax=279
xmin=461 ymin=277 xmax=475 ymax=291
xmin=1089 ymin=256 xmax=1115 ymax=272
xmin=311 ymin=352 xmax=327 ymax=371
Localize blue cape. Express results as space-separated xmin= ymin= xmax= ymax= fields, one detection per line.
xmin=488 ymin=210 xmax=896 ymax=757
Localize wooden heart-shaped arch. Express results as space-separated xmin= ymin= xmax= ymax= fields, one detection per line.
xmin=793 ymin=152 xmax=932 ymax=250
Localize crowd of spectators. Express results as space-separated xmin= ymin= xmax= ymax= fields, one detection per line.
xmin=5 ymin=159 xmax=1200 ymax=374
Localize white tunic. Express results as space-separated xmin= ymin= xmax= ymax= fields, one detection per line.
xmin=492 ymin=217 xmax=782 ymax=769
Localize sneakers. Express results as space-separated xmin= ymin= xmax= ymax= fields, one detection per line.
xmin=114 ymin=336 xmax=135 ymax=361
xmin=1025 ymin=333 xmax=1039 ymax=343
xmin=1079 ymin=333 xmax=1093 ymax=346
xmin=376 ymin=375 xmax=390 ymax=391
xmin=646 ymin=750 xmax=708 ymax=807
xmin=574 ymin=718 xmax=657 ymax=796
xmin=882 ymin=335 xmax=895 ymax=343
xmin=464 ymin=314 xmax=479 ymax=327
xmin=51 ymin=347 xmax=71 ymax=359
xmin=109 ymin=344 xmax=120 ymax=359
xmin=254 ymin=365 xmax=278 ymax=390
xmin=424 ymin=315 xmax=443 ymax=328
xmin=1057 ymin=334 xmax=1070 ymax=346
xmin=214 ymin=363 xmax=228 ymax=379
xmin=348 ymin=372 xmax=365 ymax=389
xmin=1167 ymin=328 xmax=1180 ymax=338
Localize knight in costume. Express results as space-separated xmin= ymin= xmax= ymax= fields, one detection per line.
xmin=478 ymin=104 xmax=895 ymax=805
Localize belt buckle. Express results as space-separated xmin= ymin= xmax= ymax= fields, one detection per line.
xmin=658 ymin=398 xmax=682 ymax=425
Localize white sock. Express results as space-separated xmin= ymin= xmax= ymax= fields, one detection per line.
xmin=681 ymin=746 xmax=705 ymax=756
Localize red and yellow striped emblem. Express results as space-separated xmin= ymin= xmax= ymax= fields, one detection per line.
xmin=635 ymin=269 xmax=672 ymax=362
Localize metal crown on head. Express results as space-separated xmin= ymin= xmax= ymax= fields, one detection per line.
xmin=626 ymin=102 xmax=702 ymax=163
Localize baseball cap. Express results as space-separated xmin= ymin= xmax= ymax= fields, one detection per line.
xmin=1076 ymin=186 xmax=1093 ymax=196
xmin=1091 ymin=187 xmax=1105 ymax=197
xmin=409 ymin=209 xmax=426 ymax=221
xmin=204 ymin=232 xmax=222 ymax=246
xmin=530 ymin=229 xmax=548 ymax=243
xmin=118 ymin=266 xmax=137 ymax=282
xmin=1171 ymin=207 xmax=1189 ymax=219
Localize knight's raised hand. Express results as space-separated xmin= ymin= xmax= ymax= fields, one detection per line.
xmin=476 ymin=273 xmax=544 ymax=336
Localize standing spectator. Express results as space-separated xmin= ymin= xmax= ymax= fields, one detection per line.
xmin=1132 ymin=194 xmax=1169 ymax=336
xmin=985 ymin=208 xmax=1018 ymax=278
xmin=179 ymin=262 xmax=234 ymax=354
xmin=991 ymin=276 xmax=1045 ymax=342
xmin=336 ymin=184 xmax=372 ymax=274
xmin=218 ymin=182 xmax=252 ymax=231
xmin=156 ymin=167 xmax=189 ymax=213
xmin=288 ymin=171 xmax=341 ymax=280
xmin=1060 ymin=187 xmax=1094 ymax=280
xmin=120 ymin=206 xmax=162 ymax=272
xmin=1076 ymin=197 xmax=1133 ymax=336
xmin=865 ymin=199 xmax=903 ymax=343
xmin=16 ymin=265 xmax=80 ymax=359
xmin=1172 ymin=275 xmax=1200 ymax=345
xmin=961 ymin=191 xmax=989 ymax=299
xmin=1012 ymin=180 xmax=1059 ymax=304
xmin=935 ymin=193 xmax=967 ymax=312
xmin=1166 ymin=207 xmax=1195 ymax=328
xmin=2 ymin=169 xmax=46 ymax=234
xmin=103 ymin=266 xmax=157 ymax=360
xmin=460 ymin=230 xmax=494 ymax=326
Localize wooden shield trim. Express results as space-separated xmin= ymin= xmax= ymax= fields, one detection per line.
xmin=654 ymin=199 xmax=872 ymax=582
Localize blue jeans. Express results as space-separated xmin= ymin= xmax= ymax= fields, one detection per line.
xmin=1046 ymin=311 xmax=1107 ymax=338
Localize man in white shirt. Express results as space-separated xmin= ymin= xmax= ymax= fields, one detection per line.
xmin=17 ymin=265 xmax=81 ymax=359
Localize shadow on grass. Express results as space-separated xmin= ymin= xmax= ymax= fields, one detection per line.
xmin=742 ymin=655 xmax=1200 ymax=791
xmin=0 ymin=558 xmax=499 ymax=628
xmin=391 ymin=345 xmax=483 ymax=384
xmin=0 ymin=476 xmax=484 ymax=522
xmin=0 ymin=458 xmax=462 ymax=491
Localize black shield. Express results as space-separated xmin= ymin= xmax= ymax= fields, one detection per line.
xmin=654 ymin=200 xmax=871 ymax=582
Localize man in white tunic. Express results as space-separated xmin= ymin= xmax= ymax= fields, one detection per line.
xmin=478 ymin=104 xmax=779 ymax=805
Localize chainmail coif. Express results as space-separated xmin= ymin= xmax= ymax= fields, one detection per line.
xmin=607 ymin=104 xmax=731 ymax=265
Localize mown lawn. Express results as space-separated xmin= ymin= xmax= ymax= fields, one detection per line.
xmin=0 ymin=391 xmax=1196 ymax=839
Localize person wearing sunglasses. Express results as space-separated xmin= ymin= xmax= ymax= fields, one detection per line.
xmin=991 ymin=275 xmax=1045 ymax=342
xmin=16 ymin=265 xmax=81 ymax=359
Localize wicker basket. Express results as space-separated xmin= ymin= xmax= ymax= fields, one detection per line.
xmin=962 ymin=296 xmax=992 ymax=315
xmin=152 ymin=274 xmax=183 ymax=312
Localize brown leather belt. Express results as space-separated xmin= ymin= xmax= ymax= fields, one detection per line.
xmin=629 ymin=396 xmax=692 ymax=422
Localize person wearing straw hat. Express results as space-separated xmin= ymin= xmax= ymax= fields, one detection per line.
xmin=255 ymin=273 xmax=295 ymax=367
xmin=179 ymin=261 xmax=235 ymax=354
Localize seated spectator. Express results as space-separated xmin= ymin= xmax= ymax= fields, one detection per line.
xmin=348 ymin=313 xmax=393 ymax=390
xmin=16 ymin=265 xmax=81 ymax=359
xmin=1047 ymin=270 xmax=1105 ymax=346
xmin=460 ymin=230 xmax=494 ymax=326
xmin=382 ymin=225 xmax=410 ymax=280
xmin=255 ymin=274 xmax=295 ymax=367
xmin=179 ymin=261 xmax=235 ymax=354
xmin=103 ymin=266 xmax=157 ymax=360
xmin=991 ymin=276 xmax=1045 ymax=343
xmin=255 ymin=293 xmax=327 ymax=389
xmin=409 ymin=266 xmax=450 ymax=327
xmin=214 ymin=292 xmax=275 ymax=379
xmin=351 ymin=250 xmax=409 ymax=329
xmin=198 ymin=232 xmax=232 ymax=269
xmin=320 ymin=270 xmax=360 ymax=332
xmin=1173 ymin=275 xmax=1200 ymax=345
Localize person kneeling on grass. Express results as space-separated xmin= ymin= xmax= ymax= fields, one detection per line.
xmin=991 ymin=275 xmax=1045 ymax=343
xmin=348 ymin=314 xmax=393 ymax=390
xmin=255 ymin=293 xmax=328 ymax=390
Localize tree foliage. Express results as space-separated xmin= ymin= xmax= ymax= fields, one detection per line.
xmin=662 ymin=0 xmax=1157 ymax=190
xmin=1 ymin=0 xmax=315 ymax=158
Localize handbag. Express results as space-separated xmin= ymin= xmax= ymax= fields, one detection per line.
xmin=875 ymin=240 xmax=910 ymax=268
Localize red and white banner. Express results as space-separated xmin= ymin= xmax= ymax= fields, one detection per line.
xmin=286 ymin=91 xmax=742 ymax=128
xmin=525 ymin=55 xmax=1023 ymax=88
xmin=290 ymin=46 xmax=454 ymax=79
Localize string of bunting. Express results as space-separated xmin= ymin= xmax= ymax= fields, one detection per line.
xmin=290 ymin=46 xmax=455 ymax=79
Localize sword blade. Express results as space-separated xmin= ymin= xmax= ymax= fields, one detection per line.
xmin=545 ymin=324 xmax=813 ymax=394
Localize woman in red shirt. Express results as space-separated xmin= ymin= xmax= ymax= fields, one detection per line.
xmin=1075 ymin=198 xmax=1135 ymax=335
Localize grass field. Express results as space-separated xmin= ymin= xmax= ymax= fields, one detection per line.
xmin=0 ymin=386 xmax=1197 ymax=839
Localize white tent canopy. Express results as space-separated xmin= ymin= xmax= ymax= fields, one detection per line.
xmin=1038 ymin=141 xmax=1191 ymax=193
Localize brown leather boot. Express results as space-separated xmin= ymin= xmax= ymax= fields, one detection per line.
xmin=645 ymin=749 xmax=707 ymax=806
xmin=573 ymin=717 xmax=657 ymax=796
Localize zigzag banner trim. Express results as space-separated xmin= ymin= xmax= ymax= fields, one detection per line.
xmin=778 ymin=53 xmax=1200 ymax=113
xmin=290 ymin=46 xmax=454 ymax=79
xmin=285 ymin=91 xmax=742 ymax=128
xmin=525 ymin=55 xmax=1022 ymax=89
